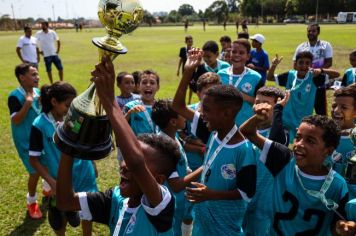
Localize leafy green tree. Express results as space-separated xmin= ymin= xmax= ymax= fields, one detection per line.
xmin=178 ymin=4 xmax=196 ymax=16
xmin=206 ymin=1 xmax=229 ymax=23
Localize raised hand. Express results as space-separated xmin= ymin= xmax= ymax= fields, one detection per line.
xmin=277 ymin=90 xmax=290 ymax=107
xmin=128 ymin=105 xmax=146 ymax=114
xmin=253 ymin=103 xmax=272 ymax=121
xmin=271 ymin=54 xmax=283 ymax=67
xmin=184 ymin=48 xmax=203 ymax=71
xmin=91 ymin=56 xmax=116 ymax=106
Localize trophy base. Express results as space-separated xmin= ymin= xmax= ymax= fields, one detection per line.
xmin=92 ymin=37 xmax=128 ymax=54
xmin=54 ymin=121 xmax=113 ymax=160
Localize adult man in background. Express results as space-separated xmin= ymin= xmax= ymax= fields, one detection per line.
xmin=35 ymin=21 xmax=63 ymax=83
xmin=16 ymin=26 xmax=40 ymax=69
xmin=293 ymin=23 xmax=333 ymax=115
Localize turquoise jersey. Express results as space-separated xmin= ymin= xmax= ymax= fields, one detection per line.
xmin=342 ymin=68 xmax=355 ymax=86
xmin=218 ymin=67 xmax=262 ymax=126
xmin=346 ymin=199 xmax=356 ymax=221
xmin=30 ymin=113 xmax=97 ymax=192
xmin=281 ymin=70 xmax=318 ymax=142
xmin=261 ymin=140 xmax=349 ymax=236
xmin=329 ymin=135 xmax=356 ymax=199
xmin=108 ymin=186 xmax=174 ymax=236
xmin=185 ymin=103 xmax=204 ymax=171
xmin=8 ymin=87 xmax=41 ymax=173
xmin=192 ymin=135 xmax=256 ymax=236
xmin=124 ymin=100 xmax=157 ymax=136
xmin=243 ymin=129 xmax=274 ymax=236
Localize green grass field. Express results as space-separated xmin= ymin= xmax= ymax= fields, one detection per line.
xmin=0 ymin=24 xmax=355 ymax=235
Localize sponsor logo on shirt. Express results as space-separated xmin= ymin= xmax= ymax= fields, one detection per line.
xmin=241 ymin=82 xmax=252 ymax=93
xmin=221 ymin=164 xmax=236 ymax=180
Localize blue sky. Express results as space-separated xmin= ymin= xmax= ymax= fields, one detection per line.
xmin=0 ymin=0 xmax=216 ymax=19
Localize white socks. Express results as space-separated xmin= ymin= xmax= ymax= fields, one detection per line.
xmin=181 ymin=222 xmax=193 ymax=236
xmin=26 ymin=193 xmax=37 ymax=204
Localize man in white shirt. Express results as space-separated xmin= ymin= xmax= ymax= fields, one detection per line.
xmin=16 ymin=26 xmax=40 ymax=68
xmin=36 ymin=21 xmax=63 ymax=83
xmin=293 ymin=23 xmax=333 ymax=116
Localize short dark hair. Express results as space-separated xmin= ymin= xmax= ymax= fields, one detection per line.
xmin=295 ymin=51 xmax=313 ymax=62
xmin=350 ymin=49 xmax=356 ymax=58
xmin=237 ymin=32 xmax=249 ymax=39
xmin=41 ymin=21 xmax=49 ymax=27
xmin=202 ymin=40 xmax=219 ymax=54
xmin=132 ymin=71 xmax=141 ymax=85
xmin=205 ymin=85 xmax=243 ymax=116
xmin=40 ymin=81 xmax=77 ymax=113
xmin=185 ymin=35 xmax=193 ymax=42
xmin=138 ymin=134 xmax=180 ymax=178
xmin=196 ymin=72 xmax=221 ymax=92
xmin=301 ymin=115 xmax=341 ymax=149
xmin=220 ymin=36 xmax=232 ymax=43
xmin=138 ymin=69 xmax=160 ymax=85
xmin=233 ymin=39 xmax=251 ymax=53
xmin=116 ymin=71 xmax=132 ymax=86
xmin=24 ymin=26 xmax=31 ymax=32
xmin=15 ymin=63 xmax=32 ymax=82
xmin=151 ymin=99 xmax=178 ymax=130
xmin=334 ymin=86 xmax=356 ymax=108
xmin=308 ymin=23 xmax=320 ymax=33
xmin=256 ymin=86 xmax=285 ymax=103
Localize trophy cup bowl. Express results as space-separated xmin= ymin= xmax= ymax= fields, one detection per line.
xmin=54 ymin=0 xmax=143 ymax=160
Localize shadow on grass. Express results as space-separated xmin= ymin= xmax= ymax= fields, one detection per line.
xmin=8 ymin=197 xmax=49 ymax=236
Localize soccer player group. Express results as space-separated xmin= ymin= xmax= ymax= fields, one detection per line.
xmin=8 ymin=23 xmax=356 ymax=236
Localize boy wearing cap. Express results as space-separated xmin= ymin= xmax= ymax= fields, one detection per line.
xmin=247 ymin=34 xmax=270 ymax=84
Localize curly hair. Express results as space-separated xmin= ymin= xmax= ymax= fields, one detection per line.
xmin=151 ymin=99 xmax=178 ymax=130
xmin=138 ymin=133 xmax=180 ymax=178
xmin=301 ymin=115 xmax=341 ymax=149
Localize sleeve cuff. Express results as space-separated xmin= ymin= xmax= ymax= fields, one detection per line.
xmin=191 ymin=111 xmax=200 ymax=136
xmin=238 ymin=189 xmax=251 ymax=203
xmin=78 ymin=192 xmax=92 ymax=221
xmin=168 ymin=171 xmax=179 ymax=179
xmin=259 ymin=139 xmax=272 ymax=164
xmin=141 ymin=185 xmax=172 ymax=216
xmin=274 ymin=75 xmax=280 ymax=86
xmin=29 ymin=151 xmax=42 ymax=157
xmin=10 ymin=112 xmax=17 ymax=119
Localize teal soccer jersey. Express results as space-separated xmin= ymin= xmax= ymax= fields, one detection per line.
xmin=330 ymin=134 xmax=356 ymax=199
xmin=78 ymin=185 xmax=175 ymax=236
xmin=218 ymin=66 xmax=263 ymax=126
xmin=191 ymin=111 xmax=257 ymax=235
xmin=346 ymin=199 xmax=356 ymax=221
xmin=185 ymin=102 xmax=204 ymax=171
xmin=124 ymin=100 xmax=157 ymax=136
xmin=29 ymin=113 xmax=97 ymax=192
xmin=276 ymin=70 xmax=327 ymax=142
xmin=8 ymin=87 xmax=41 ymax=174
xmin=342 ymin=68 xmax=355 ymax=86
xmin=160 ymin=132 xmax=192 ymax=236
xmin=260 ymin=139 xmax=349 ymax=236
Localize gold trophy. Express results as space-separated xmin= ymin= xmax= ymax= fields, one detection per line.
xmin=54 ymin=0 xmax=144 ymax=160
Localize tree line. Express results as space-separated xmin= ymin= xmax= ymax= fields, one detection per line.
xmin=143 ymin=0 xmax=356 ymax=24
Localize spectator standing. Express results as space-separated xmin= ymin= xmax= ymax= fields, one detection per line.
xmin=247 ymin=34 xmax=270 ymax=84
xmin=16 ymin=26 xmax=40 ymax=69
xmin=36 ymin=21 xmax=63 ymax=84
xmin=293 ymin=23 xmax=333 ymax=115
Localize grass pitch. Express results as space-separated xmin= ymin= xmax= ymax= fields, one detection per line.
xmin=0 ymin=24 xmax=355 ymax=235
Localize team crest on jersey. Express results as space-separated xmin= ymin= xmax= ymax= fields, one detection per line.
xmin=221 ymin=164 xmax=236 ymax=179
xmin=332 ymin=151 xmax=342 ymax=163
xmin=305 ymin=83 xmax=311 ymax=92
xmin=241 ymin=82 xmax=252 ymax=93
xmin=125 ymin=214 xmax=137 ymax=234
